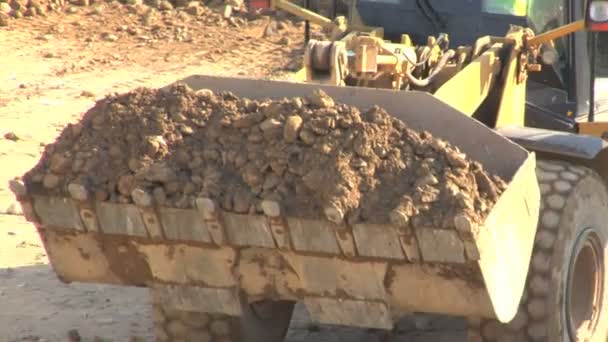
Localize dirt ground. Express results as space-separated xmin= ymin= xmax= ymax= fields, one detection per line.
xmin=0 ymin=3 xmax=469 ymax=341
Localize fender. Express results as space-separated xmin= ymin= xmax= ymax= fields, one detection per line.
xmin=498 ymin=125 xmax=608 ymax=182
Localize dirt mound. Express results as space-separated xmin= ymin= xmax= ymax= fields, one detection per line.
xmin=0 ymin=0 xmax=265 ymax=27
xmin=22 ymin=84 xmax=507 ymax=229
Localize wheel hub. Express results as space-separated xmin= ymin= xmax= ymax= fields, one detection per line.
xmin=566 ymin=229 xmax=604 ymax=341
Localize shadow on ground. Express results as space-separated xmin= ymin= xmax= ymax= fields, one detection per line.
xmin=1 ymin=264 xmax=468 ymax=342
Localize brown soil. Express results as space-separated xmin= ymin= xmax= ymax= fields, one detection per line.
xmin=1 ymin=0 xmax=250 ymax=25
xmin=22 ymin=84 xmax=507 ymax=229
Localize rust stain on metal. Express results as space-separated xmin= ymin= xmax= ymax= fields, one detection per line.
xmin=98 ymin=235 xmax=153 ymax=286
xmin=337 ymin=230 xmax=349 ymax=241
xmin=434 ymin=263 xmax=484 ymax=289
xmin=334 ymin=288 xmax=350 ymax=300
xmin=383 ymin=263 xmax=397 ymax=293
xmin=165 ymin=245 xmax=176 ymax=260
xmin=77 ymin=247 xmax=91 ymax=260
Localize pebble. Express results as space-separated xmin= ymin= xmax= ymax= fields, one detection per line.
xmin=446 ymin=150 xmax=468 ymax=168
xmin=117 ymin=175 xmax=136 ymax=196
xmin=259 ymin=118 xmax=281 ymax=132
xmin=67 ymin=329 xmax=82 ymax=342
xmin=307 ymin=89 xmax=334 ymax=108
xmin=351 ymin=158 xmax=367 ymax=169
xmin=474 ymin=169 xmax=498 ymax=200
xmin=0 ymin=14 xmax=8 ymax=26
xmin=38 ymin=33 xmax=53 ymax=41
xmin=8 ymin=179 xmax=26 ymax=196
xmin=242 ymin=165 xmax=263 ymax=186
xmin=152 ymin=187 xmax=167 ymax=205
xmin=42 ymin=174 xmax=60 ymax=189
xmin=102 ymin=33 xmax=119 ymax=42
xmin=159 ymin=0 xmax=173 ymax=10
xmin=24 ymin=7 xmax=36 ymax=16
xmin=186 ymin=3 xmax=202 ymax=15
xmin=389 ymin=209 xmax=409 ymax=227
xmin=68 ymin=183 xmax=88 ymax=200
xmin=416 ymin=173 xmax=438 ymax=187
xmin=0 ymin=3 xmax=11 ymax=14
xmin=4 ymin=202 xmax=23 ymax=215
xmin=324 ymin=204 xmax=344 ymax=224
xmin=144 ymin=162 xmax=175 ymax=182
xmin=223 ymin=4 xmax=231 ymax=18
xmin=49 ymin=154 xmax=70 ymax=173
xmin=4 ymin=132 xmax=19 ymax=141
xmin=263 ymin=20 xmax=277 ymax=38
xmin=454 ymin=214 xmax=474 ymax=233
xmin=283 ymin=115 xmax=303 ymax=143
xmin=299 ymin=129 xmax=316 ymax=145
xmin=261 ymin=200 xmax=280 ymax=216
xmin=262 ymin=173 xmax=280 ymax=190
xmin=180 ymin=125 xmax=194 ymax=135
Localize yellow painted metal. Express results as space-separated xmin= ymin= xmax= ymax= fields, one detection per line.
xmin=494 ymin=39 xmax=526 ymax=128
xmin=527 ymin=19 xmax=585 ymax=46
xmin=375 ymin=55 xmax=399 ymax=65
xmin=434 ymin=44 xmax=502 ymax=116
xmin=380 ymin=42 xmax=412 ymax=54
xmin=347 ymin=24 xmax=384 ymax=38
xmin=269 ymin=0 xmax=584 ymax=130
xmin=354 ymin=45 xmax=376 ymax=73
xmin=292 ymin=67 xmax=308 ymax=82
xmin=578 ymin=122 xmax=608 ymax=139
xmin=271 ymin=0 xmax=385 ymax=42
xmin=270 ymin=0 xmax=333 ymax=28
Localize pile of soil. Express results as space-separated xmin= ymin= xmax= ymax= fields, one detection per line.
xmin=22 ymin=84 xmax=507 ymax=229
xmin=0 ymin=0 xmax=261 ymax=27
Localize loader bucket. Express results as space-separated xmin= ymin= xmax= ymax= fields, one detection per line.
xmin=16 ymin=75 xmax=540 ymax=329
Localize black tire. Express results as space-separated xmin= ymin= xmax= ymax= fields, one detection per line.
xmin=468 ymin=160 xmax=608 ymax=341
xmin=153 ymin=299 xmax=295 ymax=342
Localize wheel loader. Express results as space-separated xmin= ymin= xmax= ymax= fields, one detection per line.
xmin=9 ymin=0 xmax=608 ymax=341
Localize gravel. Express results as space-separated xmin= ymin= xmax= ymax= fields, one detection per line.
xmin=22 ymin=83 xmax=507 ymax=230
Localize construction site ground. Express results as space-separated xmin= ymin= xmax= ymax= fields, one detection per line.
xmin=0 ymin=2 xmax=575 ymax=341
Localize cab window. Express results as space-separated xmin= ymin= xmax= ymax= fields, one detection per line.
xmin=528 ymin=0 xmax=568 ymax=82
xmin=482 ymin=0 xmax=528 ymax=16
xmin=484 ymin=0 xmax=568 ymax=65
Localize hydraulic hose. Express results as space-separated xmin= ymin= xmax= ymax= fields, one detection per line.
xmin=402 ymin=33 xmax=448 ymax=67
xmin=405 ymin=49 xmax=455 ymax=87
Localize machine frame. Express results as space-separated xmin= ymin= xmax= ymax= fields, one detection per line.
xmin=266 ymin=0 xmax=608 ymax=181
